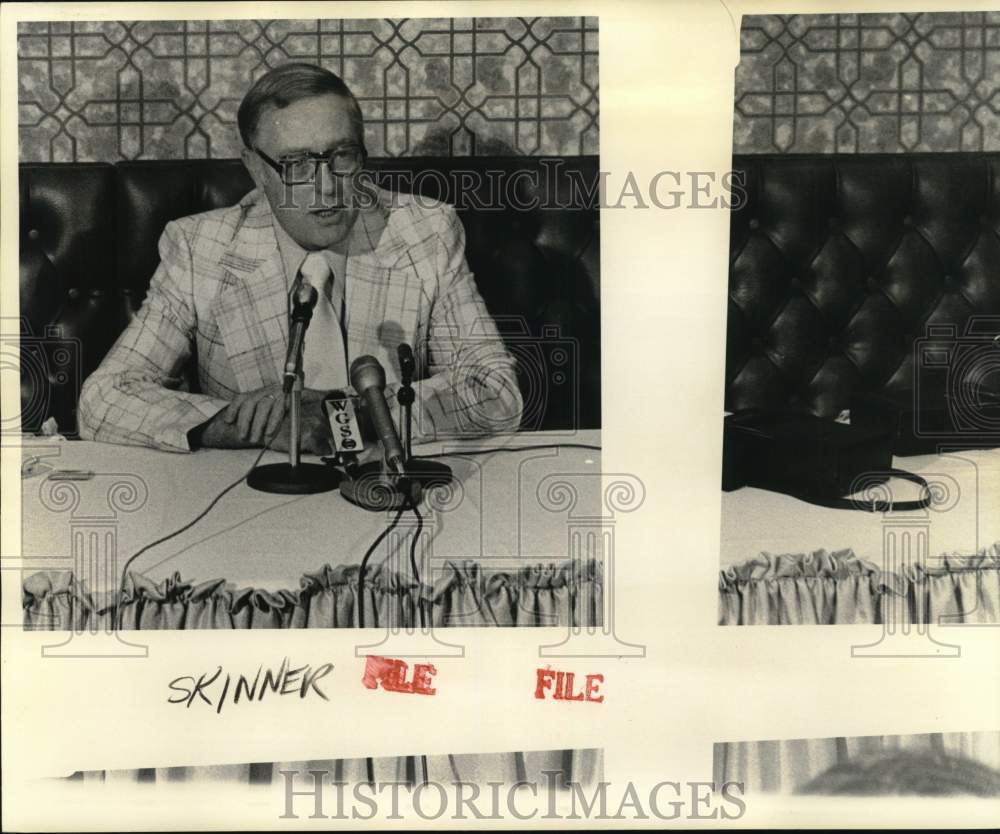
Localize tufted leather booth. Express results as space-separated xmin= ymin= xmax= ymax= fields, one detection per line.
xmin=727 ymin=153 xmax=1000 ymax=418
xmin=19 ymin=156 xmax=600 ymax=436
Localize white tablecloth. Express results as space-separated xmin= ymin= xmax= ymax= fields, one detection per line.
xmin=21 ymin=430 xmax=601 ymax=591
xmin=720 ymin=448 xmax=1000 ymax=569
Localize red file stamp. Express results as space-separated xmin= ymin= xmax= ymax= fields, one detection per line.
xmin=534 ymin=666 xmax=604 ymax=703
xmin=361 ymin=655 xmax=437 ymax=695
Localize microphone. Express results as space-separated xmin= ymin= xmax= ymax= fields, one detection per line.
xmin=246 ymin=259 xmax=340 ymax=497
xmin=283 ymin=275 xmax=320 ymax=393
xmin=338 ymin=349 xmax=450 ymax=512
xmin=350 ymin=355 xmax=406 ymax=476
xmin=397 ymin=343 xmax=415 ymax=384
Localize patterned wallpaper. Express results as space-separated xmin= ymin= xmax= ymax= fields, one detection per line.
xmin=734 ymin=11 xmax=1000 ymax=153
xmin=18 ymin=17 xmax=599 ymax=162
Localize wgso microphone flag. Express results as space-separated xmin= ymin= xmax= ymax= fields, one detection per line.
xmin=323 ymin=392 xmax=366 ymax=454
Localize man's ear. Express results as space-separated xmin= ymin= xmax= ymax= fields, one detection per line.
xmin=241 ymin=147 xmax=265 ymax=190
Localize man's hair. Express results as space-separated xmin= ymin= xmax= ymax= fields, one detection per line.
xmin=795 ymin=749 xmax=1000 ymax=797
xmin=237 ymin=62 xmax=365 ymax=149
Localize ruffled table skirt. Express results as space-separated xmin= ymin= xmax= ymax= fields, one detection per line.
xmin=24 ymin=558 xmax=603 ymax=630
xmin=719 ymin=542 xmax=1000 ymax=625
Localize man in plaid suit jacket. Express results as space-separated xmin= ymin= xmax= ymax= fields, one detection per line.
xmin=78 ymin=63 xmax=523 ymax=454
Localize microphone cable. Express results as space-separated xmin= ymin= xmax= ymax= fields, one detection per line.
xmin=115 ymin=404 xmax=288 ymax=628
xmin=401 ymin=444 xmax=602 ymax=624
xmin=355 ymin=483 xmax=425 ymax=629
xmin=405 ymin=490 xmax=426 ymax=628
xmin=356 ymin=502 xmax=407 ymax=628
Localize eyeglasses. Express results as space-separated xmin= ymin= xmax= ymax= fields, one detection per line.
xmin=254 ymin=144 xmax=366 ymax=185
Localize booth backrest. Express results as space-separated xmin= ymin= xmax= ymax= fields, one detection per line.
xmin=727 ymin=153 xmax=1000 ymax=417
xmin=19 ymin=157 xmax=600 ymax=435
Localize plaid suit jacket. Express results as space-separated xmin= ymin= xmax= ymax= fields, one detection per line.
xmin=78 ymin=187 xmax=523 ymax=452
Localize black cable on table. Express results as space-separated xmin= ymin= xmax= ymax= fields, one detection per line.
xmin=115 ymin=413 xmax=286 ymax=627
xmin=405 ymin=443 xmax=600 ymax=621
xmin=405 ymin=492 xmax=425 ymax=629
xmin=357 ymin=503 xmax=406 ymax=628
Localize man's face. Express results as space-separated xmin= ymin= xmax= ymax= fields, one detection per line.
xmin=244 ymin=93 xmax=362 ymax=251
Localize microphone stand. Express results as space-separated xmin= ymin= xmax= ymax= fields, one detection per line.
xmin=339 ymin=360 xmax=452 ymax=511
xmin=247 ymin=361 xmax=341 ymax=495
xmin=396 ymin=358 xmax=452 ymax=491
xmin=398 ymin=362 xmax=415 ymax=461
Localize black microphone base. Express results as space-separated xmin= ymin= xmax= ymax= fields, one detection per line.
xmin=247 ymin=462 xmax=341 ymax=495
xmin=339 ymin=459 xmax=453 ymax=511
xmin=405 ymin=458 xmax=454 ymax=488
xmin=339 ymin=461 xmax=418 ymax=511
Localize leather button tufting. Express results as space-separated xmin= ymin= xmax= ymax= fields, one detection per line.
xmin=723 ymin=155 xmax=997 ymax=422
xmin=28 ymin=228 xmax=40 ymax=241
xmin=67 ymin=288 xmax=80 ymax=300
xmin=748 ymin=218 xmax=760 ymax=231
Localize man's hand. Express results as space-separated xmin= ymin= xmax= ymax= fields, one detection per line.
xmin=194 ymin=386 xmax=333 ymax=455
xmin=223 ymin=384 xmax=287 ymax=445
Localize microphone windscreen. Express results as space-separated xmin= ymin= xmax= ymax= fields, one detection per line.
xmin=397 ymin=342 xmax=415 ymax=368
xmin=350 ymin=354 xmax=386 ymax=393
xmin=292 ymin=281 xmax=318 ymax=311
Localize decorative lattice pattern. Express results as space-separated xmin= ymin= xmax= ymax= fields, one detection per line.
xmin=18 ymin=17 xmax=599 ymax=161
xmin=735 ymin=11 xmax=1000 ymax=153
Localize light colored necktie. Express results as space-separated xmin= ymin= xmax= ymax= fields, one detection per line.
xmin=299 ymin=250 xmax=348 ymax=391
